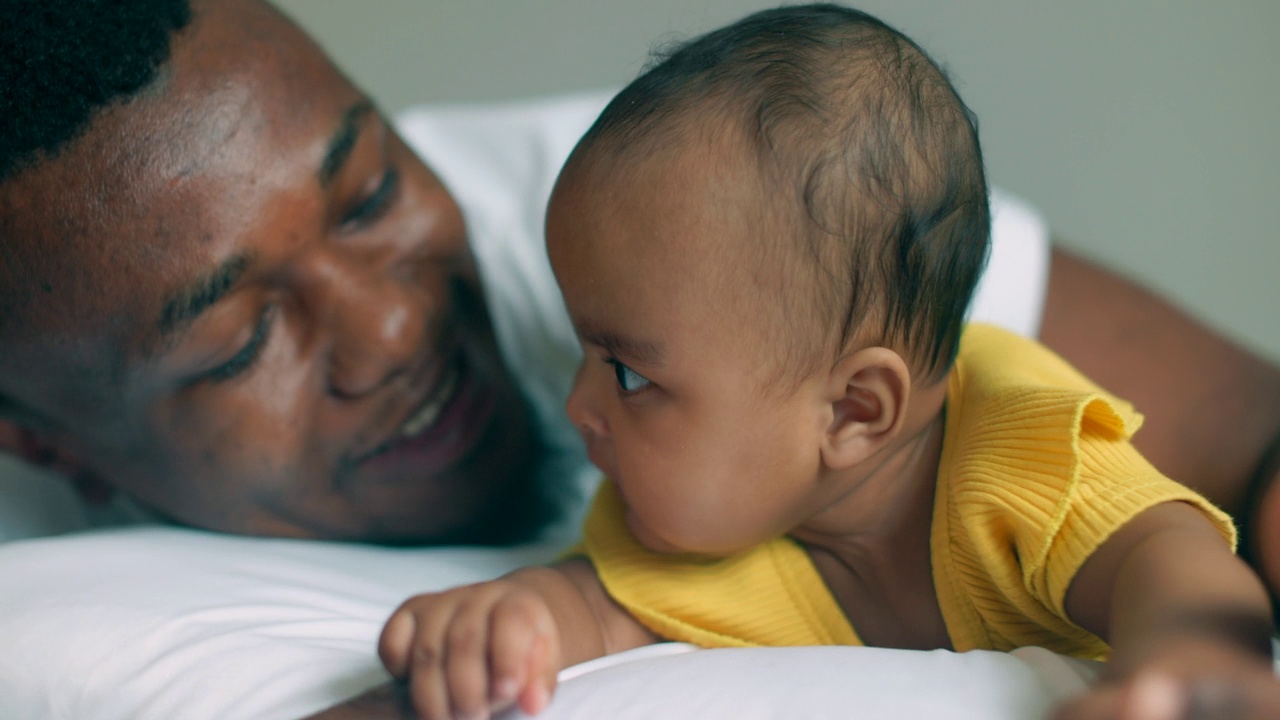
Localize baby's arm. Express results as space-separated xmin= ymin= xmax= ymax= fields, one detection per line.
xmin=378 ymin=557 xmax=658 ymax=720
xmin=1056 ymin=501 xmax=1277 ymax=719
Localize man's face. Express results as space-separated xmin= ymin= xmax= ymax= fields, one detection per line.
xmin=0 ymin=0 xmax=544 ymax=543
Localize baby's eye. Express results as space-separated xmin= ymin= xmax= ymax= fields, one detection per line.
xmin=610 ymin=360 xmax=652 ymax=394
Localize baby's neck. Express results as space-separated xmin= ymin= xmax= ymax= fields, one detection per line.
xmin=791 ymin=381 xmax=952 ymax=648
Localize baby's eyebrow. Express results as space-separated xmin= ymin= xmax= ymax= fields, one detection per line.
xmin=579 ymin=327 xmax=665 ymax=367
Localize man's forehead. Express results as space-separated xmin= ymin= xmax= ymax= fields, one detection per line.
xmin=1 ymin=97 xmax=253 ymax=314
xmin=0 ymin=0 xmax=347 ymax=349
xmin=118 ymin=8 xmax=299 ymax=183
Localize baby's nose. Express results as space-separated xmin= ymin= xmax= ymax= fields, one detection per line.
xmin=565 ymin=366 xmax=609 ymax=440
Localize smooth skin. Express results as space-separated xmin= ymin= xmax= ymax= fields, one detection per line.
xmin=374 ymin=128 xmax=1278 ymax=720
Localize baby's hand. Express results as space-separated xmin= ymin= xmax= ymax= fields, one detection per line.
xmin=1053 ymin=635 xmax=1279 ymax=720
xmin=378 ymin=580 xmax=562 ymax=720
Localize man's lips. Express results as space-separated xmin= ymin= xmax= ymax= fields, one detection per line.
xmin=353 ymin=354 xmax=461 ymax=464
xmin=397 ymin=362 xmax=460 ymax=438
xmin=352 ymin=351 xmax=498 ymax=478
xmin=347 ymin=324 xmax=463 ymax=465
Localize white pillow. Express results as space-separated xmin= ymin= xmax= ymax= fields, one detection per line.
xmin=0 ymin=525 xmax=1105 ymax=720
xmin=522 ymin=644 xmax=1096 ymax=720
xmin=0 ymin=527 xmax=560 ymax=720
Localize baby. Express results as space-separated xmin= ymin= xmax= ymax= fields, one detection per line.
xmin=380 ymin=5 xmax=1274 ymax=719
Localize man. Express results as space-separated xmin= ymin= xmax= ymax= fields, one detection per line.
xmin=1 ymin=0 xmax=559 ymax=545
xmin=1 ymin=1 xmax=1278 ymax=715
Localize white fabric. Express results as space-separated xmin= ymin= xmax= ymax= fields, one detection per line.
xmin=0 ymin=526 xmax=1102 ymax=720
xmin=0 ymin=92 xmax=1056 ymax=719
xmin=529 ymin=644 xmax=1097 ymax=720
xmin=0 ymin=528 xmax=562 ymax=720
xmin=396 ymin=91 xmax=606 ymax=531
xmin=973 ymin=188 xmax=1051 ymax=338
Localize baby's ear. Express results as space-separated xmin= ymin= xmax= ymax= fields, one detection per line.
xmin=820 ymin=347 xmax=911 ymax=470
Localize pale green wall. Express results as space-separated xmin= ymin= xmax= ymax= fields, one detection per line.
xmin=275 ymin=0 xmax=1280 ymax=362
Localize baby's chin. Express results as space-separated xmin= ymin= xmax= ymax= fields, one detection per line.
xmin=624 ymin=507 xmax=682 ymax=553
xmin=624 ymin=508 xmax=753 ymax=558
xmin=623 ymin=507 xmax=747 ymax=557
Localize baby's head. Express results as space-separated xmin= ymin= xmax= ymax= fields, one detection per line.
xmin=548 ymin=4 xmax=989 ymax=553
xmin=556 ymin=3 xmax=989 ymax=383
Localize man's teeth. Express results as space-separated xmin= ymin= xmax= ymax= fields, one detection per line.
xmin=400 ymin=366 xmax=459 ymax=438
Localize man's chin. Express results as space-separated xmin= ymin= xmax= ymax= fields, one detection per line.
xmin=443 ymin=418 xmax=563 ymax=546
xmin=356 ymin=404 xmax=561 ymax=546
xmin=355 ymin=478 xmax=561 ymax=547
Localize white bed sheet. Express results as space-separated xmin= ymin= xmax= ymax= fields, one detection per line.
xmin=530 ymin=643 xmax=1095 ymax=720
xmin=0 ymin=526 xmax=560 ymax=719
xmin=0 ymin=524 xmax=1103 ymax=720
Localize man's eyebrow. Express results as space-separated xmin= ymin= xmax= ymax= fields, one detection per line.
xmin=318 ymin=100 xmax=376 ymax=187
xmin=156 ymin=252 xmax=254 ymax=340
xmin=578 ymin=326 xmax=665 ymax=367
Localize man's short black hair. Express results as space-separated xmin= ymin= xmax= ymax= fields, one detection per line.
xmin=0 ymin=0 xmax=192 ymax=183
xmin=572 ymin=3 xmax=990 ymax=378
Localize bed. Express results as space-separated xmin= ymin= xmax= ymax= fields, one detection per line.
xmin=0 ymin=454 xmax=1104 ymax=720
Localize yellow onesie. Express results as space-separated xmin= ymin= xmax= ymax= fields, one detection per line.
xmin=578 ymin=323 xmax=1235 ymax=660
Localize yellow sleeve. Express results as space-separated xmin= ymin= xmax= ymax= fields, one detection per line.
xmin=942 ymin=325 xmax=1237 ymax=643
xmin=1036 ymin=416 xmax=1237 ymax=621
xmin=575 ymin=481 xmax=861 ymax=648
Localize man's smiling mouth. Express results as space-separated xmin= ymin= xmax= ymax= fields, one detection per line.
xmin=342 ymin=279 xmax=508 ymax=483
xmin=353 ymin=357 xmax=464 ymax=465
xmin=398 ymin=363 xmax=459 ymax=438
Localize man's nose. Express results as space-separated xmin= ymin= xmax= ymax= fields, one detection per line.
xmin=565 ymin=364 xmax=609 ymax=440
xmin=305 ymin=247 xmax=427 ymax=398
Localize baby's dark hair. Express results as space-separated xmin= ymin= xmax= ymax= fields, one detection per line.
xmin=572 ymin=3 xmax=990 ymax=379
xmin=0 ymin=0 xmax=192 ymax=183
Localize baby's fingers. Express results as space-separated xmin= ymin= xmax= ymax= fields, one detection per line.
xmin=404 ymin=598 xmax=463 ymax=720
xmin=1053 ymin=682 xmax=1126 ymax=720
xmin=378 ymin=605 xmax=417 ymax=678
xmin=489 ymin=594 xmax=559 ymax=715
xmin=444 ymin=593 xmax=509 ymax=720
xmin=1056 ymin=672 xmax=1261 ymax=720
xmin=1055 ymin=673 xmax=1199 ymax=720
xmin=1117 ymin=673 xmax=1190 ymax=720
xmin=515 ymin=635 xmax=557 ymax=716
